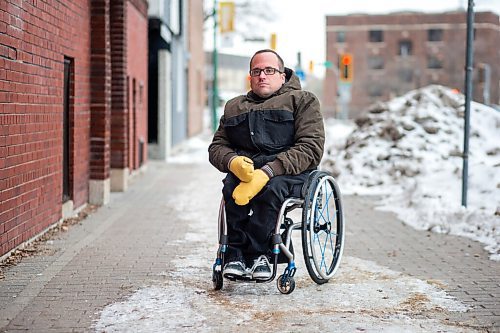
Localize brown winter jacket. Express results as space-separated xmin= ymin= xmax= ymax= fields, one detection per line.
xmin=208 ymin=68 xmax=325 ymax=177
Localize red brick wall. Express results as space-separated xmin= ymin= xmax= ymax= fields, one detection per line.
xmin=90 ymin=0 xmax=111 ymax=180
xmin=110 ymin=0 xmax=128 ymax=169
xmin=0 ymin=0 xmax=92 ymax=255
xmin=126 ymin=1 xmax=148 ymax=170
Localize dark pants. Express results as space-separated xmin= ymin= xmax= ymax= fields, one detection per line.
xmin=222 ymin=172 xmax=309 ymax=266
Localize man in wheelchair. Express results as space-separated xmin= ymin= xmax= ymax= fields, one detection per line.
xmin=208 ymin=49 xmax=325 ymax=280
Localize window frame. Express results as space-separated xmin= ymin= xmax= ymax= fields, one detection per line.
xmin=369 ymin=30 xmax=384 ymax=43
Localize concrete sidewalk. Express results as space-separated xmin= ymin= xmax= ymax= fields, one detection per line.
xmin=0 ymin=161 xmax=499 ymax=332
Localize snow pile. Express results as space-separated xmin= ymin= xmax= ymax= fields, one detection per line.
xmin=322 ymin=85 xmax=500 ymax=260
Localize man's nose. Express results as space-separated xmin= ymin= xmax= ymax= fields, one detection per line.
xmin=258 ymin=70 xmax=267 ymax=78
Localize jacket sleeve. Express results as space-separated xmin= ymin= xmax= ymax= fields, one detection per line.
xmin=208 ymin=114 xmax=238 ymax=173
xmin=267 ymin=92 xmax=325 ymax=175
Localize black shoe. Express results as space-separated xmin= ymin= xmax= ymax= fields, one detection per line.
xmin=251 ymin=255 xmax=272 ymax=280
xmin=223 ymin=261 xmax=248 ymax=278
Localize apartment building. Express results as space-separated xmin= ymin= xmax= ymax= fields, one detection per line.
xmin=324 ymin=11 xmax=499 ymax=118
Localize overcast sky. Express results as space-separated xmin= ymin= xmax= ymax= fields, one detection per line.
xmin=206 ymin=0 xmax=499 ymax=77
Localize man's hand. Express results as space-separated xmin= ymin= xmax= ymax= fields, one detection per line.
xmin=232 ymin=169 xmax=270 ymax=205
xmin=229 ymin=156 xmax=255 ymax=182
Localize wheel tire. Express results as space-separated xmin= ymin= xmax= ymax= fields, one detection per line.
xmin=213 ymin=270 xmax=223 ymax=290
xmin=277 ymin=274 xmax=295 ymax=294
xmin=301 ymin=174 xmax=345 ymax=284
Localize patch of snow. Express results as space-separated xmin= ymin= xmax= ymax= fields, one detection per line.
xmin=167 ymin=133 xmax=212 ymax=165
xmin=322 ymin=85 xmax=500 ymax=260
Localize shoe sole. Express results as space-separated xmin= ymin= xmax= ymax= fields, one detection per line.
xmin=224 ymin=272 xmax=241 ymax=280
xmin=223 ymin=267 xmax=248 ymax=279
xmin=252 ymin=272 xmax=272 ymax=279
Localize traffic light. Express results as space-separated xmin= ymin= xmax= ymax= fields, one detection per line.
xmin=339 ymin=53 xmax=353 ymax=82
xmin=308 ymin=60 xmax=314 ymax=74
xmin=270 ymin=33 xmax=277 ymax=50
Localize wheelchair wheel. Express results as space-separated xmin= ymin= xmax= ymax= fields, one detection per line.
xmin=301 ymin=173 xmax=345 ymax=284
xmin=277 ymin=275 xmax=295 ymax=294
xmin=213 ymin=270 xmax=223 ymax=290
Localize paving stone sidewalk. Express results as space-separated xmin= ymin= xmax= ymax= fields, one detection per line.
xmin=344 ymin=195 xmax=500 ymax=331
xmin=0 ymin=161 xmax=498 ymax=332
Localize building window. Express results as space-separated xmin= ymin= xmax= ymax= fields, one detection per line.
xmin=369 ymin=30 xmax=383 ymax=42
xmin=139 ymin=83 xmax=144 ymax=105
xmin=398 ymin=68 xmax=413 ymax=83
xmin=337 ymin=31 xmax=345 ymax=43
xmin=398 ymin=40 xmax=412 ymax=56
xmin=367 ymin=56 xmax=384 ymax=70
xmin=427 ymin=55 xmax=443 ymax=69
xmin=428 ymin=29 xmax=443 ymax=41
xmin=368 ymin=84 xmax=383 ymax=97
xmin=63 ymin=56 xmax=74 ymax=202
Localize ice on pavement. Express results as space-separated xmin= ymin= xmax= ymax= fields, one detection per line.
xmin=95 ymin=147 xmax=473 ymax=332
xmin=322 ymin=85 xmax=500 ymax=260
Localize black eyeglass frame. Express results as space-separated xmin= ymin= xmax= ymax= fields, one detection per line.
xmin=249 ymin=67 xmax=284 ymax=77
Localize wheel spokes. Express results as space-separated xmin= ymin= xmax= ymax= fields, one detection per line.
xmin=310 ymin=181 xmax=340 ymax=277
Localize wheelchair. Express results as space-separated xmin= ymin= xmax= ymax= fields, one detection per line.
xmin=212 ymin=170 xmax=345 ymax=294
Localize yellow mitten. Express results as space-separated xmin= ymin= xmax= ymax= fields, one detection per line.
xmin=232 ymin=169 xmax=270 ymax=205
xmin=229 ymin=156 xmax=254 ymax=182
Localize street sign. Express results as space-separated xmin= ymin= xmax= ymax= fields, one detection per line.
xmin=219 ymin=2 xmax=235 ymax=34
xmin=338 ymin=83 xmax=352 ymax=102
xmin=295 ymin=69 xmax=305 ymax=81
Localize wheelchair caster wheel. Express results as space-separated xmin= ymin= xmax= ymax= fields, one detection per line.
xmin=277 ymin=275 xmax=295 ymax=294
xmin=213 ymin=271 xmax=223 ymax=290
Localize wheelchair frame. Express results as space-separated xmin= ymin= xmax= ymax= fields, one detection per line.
xmin=212 ymin=171 xmax=345 ymax=294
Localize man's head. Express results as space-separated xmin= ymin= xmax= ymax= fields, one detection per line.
xmin=249 ymin=49 xmax=286 ymax=98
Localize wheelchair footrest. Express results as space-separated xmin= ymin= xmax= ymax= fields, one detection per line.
xmin=224 ymin=274 xmax=271 ymax=283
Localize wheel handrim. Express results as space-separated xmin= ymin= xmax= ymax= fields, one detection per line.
xmin=308 ymin=176 xmax=343 ymax=280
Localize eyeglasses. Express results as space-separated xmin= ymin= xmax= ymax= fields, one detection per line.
xmin=249 ymin=67 xmax=283 ymax=77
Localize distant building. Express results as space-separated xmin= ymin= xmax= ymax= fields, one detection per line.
xmin=206 ymin=52 xmax=251 ymax=102
xmin=206 ymin=52 xmax=251 ymax=121
xmin=148 ymin=0 xmax=205 ymax=160
xmin=187 ymin=0 xmax=206 ymax=138
xmin=324 ymin=11 xmax=500 ymax=118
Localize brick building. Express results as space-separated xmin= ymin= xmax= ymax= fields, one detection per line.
xmin=0 ymin=0 xmax=148 ymax=257
xmin=324 ymin=11 xmax=500 ymax=118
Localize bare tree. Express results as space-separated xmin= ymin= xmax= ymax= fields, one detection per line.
xmin=204 ymin=0 xmax=276 ymax=41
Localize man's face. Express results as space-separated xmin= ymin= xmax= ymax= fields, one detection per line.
xmin=250 ymin=52 xmax=285 ymax=98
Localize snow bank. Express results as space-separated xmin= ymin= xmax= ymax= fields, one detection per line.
xmin=322 ymin=85 xmax=500 ymax=260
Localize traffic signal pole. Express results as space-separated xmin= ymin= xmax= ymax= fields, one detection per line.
xmin=462 ymin=0 xmax=474 ymax=207
xmin=337 ymin=54 xmax=353 ymax=119
xmin=212 ymin=0 xmax=219 ymax=132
